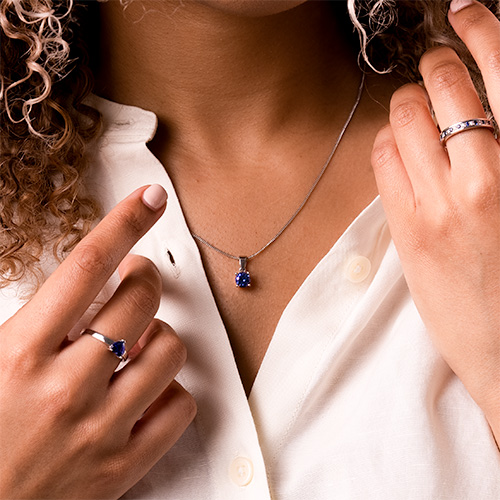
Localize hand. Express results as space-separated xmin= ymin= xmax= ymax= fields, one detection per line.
xmin=0 ymin=185 xmax=196 ymax=499
xmin=372 ymin=0 xmax=500 ymax=439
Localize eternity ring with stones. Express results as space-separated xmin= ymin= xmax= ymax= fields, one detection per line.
xmin=82 ymin=329 xmax=128 ymax=361
xmin=439 ymin=118 xmax=494 ymax=144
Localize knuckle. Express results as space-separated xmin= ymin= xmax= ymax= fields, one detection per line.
xmin=486 ymin=49 xmax=500 ymax=79
xmin=462 ymin=174 xmax=500 ymax=212
xmin=390 ymin=99 xmax=427 ymax=130
xmin=141 ymin=328 xmax=187 ymax=380
xmin=159 ymin=332 xmax=187 ymax=369
xmin=72 ymin=243 xmax=115 ymax=279
xmin=180 ymin=392 xmax=197 ymax=422
xmin=460 ymin=9 xmax=490 ymax=32
xmin=371 ymin=139 xmax=400 ymax=171
xmin=109 ymin=205 xmax=148 ymax=240
xmin=124 ymin=280 xmax=160 ymax=319
xmin=135 ymin=256 xmax=162 ymax=286
xmin=41 ymin=377 xmax=79 ymax=417
xmin=426 ymin=60 xmax=469 ymax=93
xmin=170 ymin=384 xmax=197 ymax=423
xmin=120 ymin=255 xmax=162 ymax=293
xmin=3 ymin=341 xmax=39 ymax=377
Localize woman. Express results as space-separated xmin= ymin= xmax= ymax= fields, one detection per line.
xmin=1 ymin=0 xmax=500 ymax=498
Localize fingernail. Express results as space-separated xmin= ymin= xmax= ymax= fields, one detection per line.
xmin=142 ymin=184 xmax=167 ymax=211
xmin=449 ymin=0 xmax=475 ymax=14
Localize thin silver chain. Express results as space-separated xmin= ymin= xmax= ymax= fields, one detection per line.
xmin=192 ymin=72 xmax=366 ymax=262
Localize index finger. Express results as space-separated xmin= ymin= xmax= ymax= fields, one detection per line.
xmin=12 ymin=184 xmax=167 ymax=351
xmin=448 ymin=0 xmax=500 ymax=121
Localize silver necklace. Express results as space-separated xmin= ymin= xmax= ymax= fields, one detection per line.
xmin=192 ymin=72 xmax=365 ymax=288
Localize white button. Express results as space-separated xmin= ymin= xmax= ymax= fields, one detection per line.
xmin=229 ymin=457 xmax=254 ymax=486
xmin=346 ymin=256 xmax=371 ymax=283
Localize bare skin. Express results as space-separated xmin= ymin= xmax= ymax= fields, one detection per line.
xmin=0 ymin=186 xmax=197 ymax=499
xmin=2 ymin=0 xmax=500 ymax=498
xmin=96 ymin=0 xmax=397 ymax=395
xmin=373 ymin=1 xmax=500 ymax=440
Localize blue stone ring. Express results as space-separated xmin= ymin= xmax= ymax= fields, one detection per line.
xmin=82 ymin=329 xmax=128 ymax=362
xmin=439 ymin=118 xmax=494 ymax=144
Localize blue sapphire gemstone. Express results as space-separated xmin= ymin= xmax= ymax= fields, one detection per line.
xmin=110 ymin=340 xmax=126 ymax=358
xmin=235 ymin=271 xmax=251 ymax=288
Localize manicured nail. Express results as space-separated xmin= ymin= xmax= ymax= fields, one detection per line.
xmin=142 ymin=184 xmax=167 ymax=211
xmin=449 ymin=0 xmax=475 ymax=14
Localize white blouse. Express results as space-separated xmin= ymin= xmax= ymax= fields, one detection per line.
xmin=2 ymin=96 xmax=500 ymax=499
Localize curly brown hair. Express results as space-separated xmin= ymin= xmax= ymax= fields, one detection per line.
xmin=1 ymin=0 xmax=499 ymax=288
xmin=0 ymin=0 xmax=100 ymax=287
xmin=349 ymin=0 xmax=500 ymax=111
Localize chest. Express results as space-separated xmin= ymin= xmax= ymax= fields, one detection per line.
xmin=150 ymin=114 xmax=383 ymax=395
xmin=193 ymin=168 xmax=379 ymax=395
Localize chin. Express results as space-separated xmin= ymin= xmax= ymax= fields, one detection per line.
xmin=197 ymin=0 xmax=308 ymax=17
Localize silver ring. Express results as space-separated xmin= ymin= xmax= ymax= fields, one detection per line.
xmin=439 ymin=118 xmax=494 ymax=143
xmin=82 ymin=329 xmax=128 ymax=361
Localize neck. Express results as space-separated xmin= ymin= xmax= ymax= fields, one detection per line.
xmin=95 ymin=1 xmax=364 ymax=165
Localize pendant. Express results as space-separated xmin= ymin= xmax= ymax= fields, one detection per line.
xmin=235 ymin=257 xmax=251 ymax=288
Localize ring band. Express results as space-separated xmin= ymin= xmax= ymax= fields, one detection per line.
xmin=82 ymin=329 xmax=128 ymax=361
xmin=439 ymin=118 xmax=494 ymax=143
